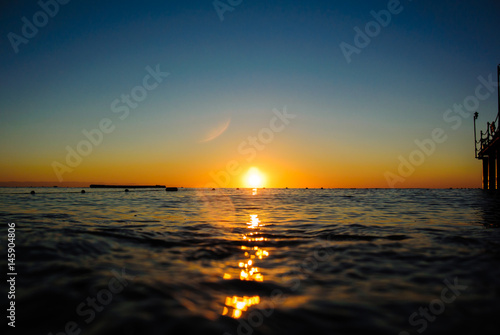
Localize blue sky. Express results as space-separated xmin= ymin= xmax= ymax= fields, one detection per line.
xmin=0 ymin=0 xmax=499 ymax=187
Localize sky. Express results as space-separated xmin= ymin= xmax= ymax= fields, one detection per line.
xmin=0 ymin=0 xmax=499 ymax=188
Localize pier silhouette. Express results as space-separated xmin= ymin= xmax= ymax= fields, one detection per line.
xmin=475 ymin=65 xmax=500 ymax=190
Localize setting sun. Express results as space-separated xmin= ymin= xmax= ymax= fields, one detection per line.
xmin=244 ymin=167 xmax=265 ymax=188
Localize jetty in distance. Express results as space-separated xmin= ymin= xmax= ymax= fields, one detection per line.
xmin=90 ymin=184 xmax=167 ymax=189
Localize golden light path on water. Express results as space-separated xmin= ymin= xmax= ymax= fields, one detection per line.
xmin=222 ymin=194 xmax=270 ymax=319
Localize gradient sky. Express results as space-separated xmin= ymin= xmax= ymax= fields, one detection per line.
xmin=1 ymin=0 xmax=499 ymax=188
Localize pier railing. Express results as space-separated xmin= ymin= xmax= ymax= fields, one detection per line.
xmin=474 ymin=65 xmax=500 ymax=190
xmin=477 ymin=115 xmax=499 ymax=158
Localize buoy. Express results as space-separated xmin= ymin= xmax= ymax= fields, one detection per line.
xmin=212 ymin=188 xmax=215 ymax=191
xmin=125 ymin=189 xmax=129 ymax=192
xmin=30 ymin=190 xmax=35 ymax=195
xmin=81 ymin=190 xmax=86 ymax=194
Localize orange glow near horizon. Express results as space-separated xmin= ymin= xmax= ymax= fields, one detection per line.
xmin=0 ymin=146 xmax=483 ymax=189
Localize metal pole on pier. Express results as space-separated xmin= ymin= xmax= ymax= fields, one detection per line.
xmin=497 ymin=64 xmax=500 ymax=122
xmin=474 ymin=112 xmax=479 ymax=158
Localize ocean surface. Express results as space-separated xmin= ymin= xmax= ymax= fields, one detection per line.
xmin=1 ymin=187 xmax=500 ymax=335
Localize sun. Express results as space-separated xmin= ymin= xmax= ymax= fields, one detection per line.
xmin=244 ymin=167 xmax=265 ymax=188
xmin=248 ymin=174 xmax=262 ymax=188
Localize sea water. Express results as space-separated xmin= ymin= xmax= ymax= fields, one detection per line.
xmin=0 ymin=188 xmax=499 ymax=335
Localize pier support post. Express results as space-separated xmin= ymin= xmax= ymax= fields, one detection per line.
xmin=489 ymin=152 xmax=497 ymax=190
xmin=482 ymin=157 xmax=489 ymax=190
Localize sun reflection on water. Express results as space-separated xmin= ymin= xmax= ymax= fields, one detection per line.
xmin=222 ymin=296 xmax=261 ymax=319
xmin=222 ymin=213 xmax=270 ymax=319
xmin=247 ymin=214 xmax=260 ymax=229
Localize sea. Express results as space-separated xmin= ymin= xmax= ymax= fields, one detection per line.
xmin=1 ymin=187 xmax=499 ymax=335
